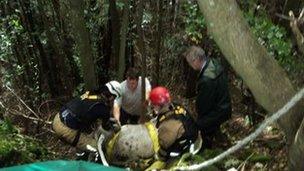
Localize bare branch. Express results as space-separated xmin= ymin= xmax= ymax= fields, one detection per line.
xmin=289 ymin=10 xmax=304 ymax=55
xmin=9 ymin=109 xmax=52 ymax=125
xmin=5 ymin=85 xmax=41 ymax=119
xmin=275 ymin=13 xmax=292 ymax=21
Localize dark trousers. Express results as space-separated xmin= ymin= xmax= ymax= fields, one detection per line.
xmin=201 ymin=125 xmax=220 ymax=149
xmin=200 ymin=125 xmax=229 ymax=150
xmin=120 ymin=108 xmax=140 ymax=125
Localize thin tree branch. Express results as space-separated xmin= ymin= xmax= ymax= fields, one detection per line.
xmin=9 ymin=109 xmax=52 ymax=125
xmin=5 ymin=85 xmax=41 ymax=119
xmin=0 ymin=101 xmax=5 ymax=109
xmin=289 ymin=10 xmax=304 ymax=55
xmin=275 ymin=13 xmax=292 ymax=21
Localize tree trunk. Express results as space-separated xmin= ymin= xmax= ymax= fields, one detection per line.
xmin=153 ymin=0 xmax=163 ymax=86
xmin=118 ymin=0 xmax=130 ymax=81
xmin=56 ymin=0 xmax=82 ymax=89
xmin=109 ymin=0 xmax=121 ymax=73
xmin=67 ymin=0 xmax=98 ymax=90
xmin=136 ymin=0 xmax=147 ymax=116
xmin=37 ymin=0 xmax=71 ymax=96
xmin=18 ymin=0 xmax=58 ymax=98
xmin=197 ymin=0 xmax=304 ymax=169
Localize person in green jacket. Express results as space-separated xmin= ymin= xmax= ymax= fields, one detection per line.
xmin=184 ymin=46 xmax=231 ymax=149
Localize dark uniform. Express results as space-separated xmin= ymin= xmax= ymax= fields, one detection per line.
xmin=196 ymin=58 xmax=231 ymax=148
xmin=52 ymin=93 xmax=112 ymax=151
xmin=155 ymin=103 xmax=198 ymax=161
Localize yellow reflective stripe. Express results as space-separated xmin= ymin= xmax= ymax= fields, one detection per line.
xmin=80 ymin=91 xmax=99 ymax=100
xmin=106 ymin=132 xmax=120 ymax=160
xmin=86 ymin=95 xmax=98 ymax=100
xmin=159 ymin=115 xmax=166 ymax=122
xmin=175 ymin=106 xmax=186 ymax=115
xmin=145 ymin=122 xmax=160 ymax=153
xmin=80 ymin=91 xmax=100 ymax=100
xmin=80 ymin=91 xmax=90 ymax=100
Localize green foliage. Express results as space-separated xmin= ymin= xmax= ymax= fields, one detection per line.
xmin=245 ymin=11 xmax=299 ymax=72
xmin=182 ymin=1 xmax=206 ymax=44
xmin=224 ymin=158 xmax=242 ymax=169
xmin=0 ymin=17 xmax=15 ymax=85
xmin=160 ymin=35 xmax=186 ymax=89
xmin=249 ymin=153 xmax=271 ymax=163
xmin=0 ymin=119 xmax=18 ymax=134
xmin=1 ymin=11 xmax=43 ymax=104
xmin=0 ymin=119 xmax=53 ymax=167
xmin=72 ymin=83 xmax=85 ymax=97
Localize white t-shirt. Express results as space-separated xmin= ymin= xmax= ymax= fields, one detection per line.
xmin=114 ymin=77 xmax=151 ymax=116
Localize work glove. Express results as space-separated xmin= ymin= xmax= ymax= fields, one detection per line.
xmin=145 ymin=160 xmax=166 ymax=171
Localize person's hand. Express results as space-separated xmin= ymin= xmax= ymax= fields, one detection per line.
xmin=109 ymin=118 xmax=121 ymax=132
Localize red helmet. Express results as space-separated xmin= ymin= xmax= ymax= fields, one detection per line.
xmin=149 ymin=86 xmax=171 ymax=106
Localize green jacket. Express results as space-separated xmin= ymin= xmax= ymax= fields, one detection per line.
xmin=196 ymin=58 xmax=231 ymax=133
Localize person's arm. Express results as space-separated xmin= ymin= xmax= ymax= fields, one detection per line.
xmin=113 ymin=98 xmax=122 ymax=126
xmin=145 ymin=78 xmax=152 ymax=100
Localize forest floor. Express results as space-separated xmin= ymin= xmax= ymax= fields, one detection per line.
xmin=0 ymin=78 xmax=288 ymax=170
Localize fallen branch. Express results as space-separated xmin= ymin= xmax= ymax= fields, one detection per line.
xmin=38 ymin=100 xmax=60 ymax=121
xmin=275 ymin=13 xmax=292 ymax=21
xmin=5 ymin=85 xmax=41 ymax=119
xmin=172 ymin=87 xmax=304 ymax=170
xmin=9 ymin=108 xmax=52 ymax=125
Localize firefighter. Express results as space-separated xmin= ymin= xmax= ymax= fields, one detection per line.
xmin=146 ymin=86 xmax=198 ymax=170
xmin=52 ymin=81 xmax=121 ymax=153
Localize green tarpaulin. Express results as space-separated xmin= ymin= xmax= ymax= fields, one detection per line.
xmin=0 ymin=160 xmax=125 ymax=171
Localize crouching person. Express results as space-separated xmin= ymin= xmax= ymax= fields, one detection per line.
xmin=146 ymin=87 xmax=198 ymax=170
xmin=52 ymin=81 xmax=121 ymax=158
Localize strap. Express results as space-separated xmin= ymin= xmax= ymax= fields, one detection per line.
xmin=71 ymin=130 xmax=81 ymax=147
xmin=145 ymin=122 xmax=160 ymax=154
xmin=105 ymin=132 xmax=120 ymax=160
xmin=157 ymin=105 xmax=187 ymax=124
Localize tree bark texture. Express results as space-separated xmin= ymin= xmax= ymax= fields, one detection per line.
xmin=118 ymin=0 xmax=130 ymax=81
xmin=109 ymin=0 xmax=121 ymax=73
xmin=67 ymin=0 xmax=98 ymax=90
xmin=136 ymin=0 xmax=147 ymax=116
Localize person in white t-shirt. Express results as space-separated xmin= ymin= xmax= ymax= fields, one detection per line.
xmin=113 ymin=68 xmax=151 ymax=125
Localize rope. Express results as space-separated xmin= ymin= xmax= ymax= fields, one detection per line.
xmin=172 ymin=87 xmax=304 ymax=170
